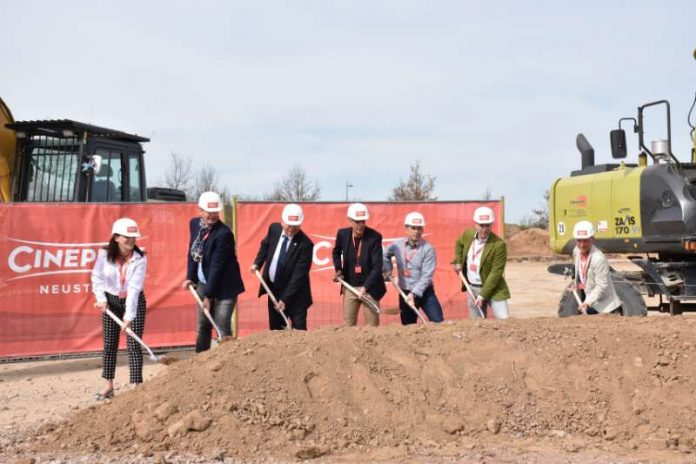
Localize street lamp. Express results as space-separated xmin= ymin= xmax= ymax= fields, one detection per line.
xmin=345 ymin=181 xmax=353 ymax=202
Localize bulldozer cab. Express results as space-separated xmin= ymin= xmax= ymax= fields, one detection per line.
xmin=6 ymin=119 xmax=149 ymax=202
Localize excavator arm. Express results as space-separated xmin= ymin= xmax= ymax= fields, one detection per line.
xmin=0 ymin=97 xmax=16 ymax=202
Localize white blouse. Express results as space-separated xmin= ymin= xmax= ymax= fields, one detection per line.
xmin=91 ymin=249 xmax=147 ymax=322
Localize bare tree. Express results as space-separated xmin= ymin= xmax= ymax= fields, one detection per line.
xmin=159 ymin=152 xmax=194 ymax=198
xmin=192 ymin=164 xmax=231 ymax=203
xmin=388 ymin=161 xmax=437 ymax=201
xmin=264 ymin=164 xmax=321 ymax=201
xmin=520 ymin=190 xmax=550 ymax=230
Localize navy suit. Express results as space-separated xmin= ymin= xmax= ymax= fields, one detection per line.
xmin=254 ymin=223 xmax=314 ymax=330
xmin=187 ymin=218 xmax=244 ymax=351
xmin=332 ymin=226 xmax=386 ymax=300
xmin=187 ymin=218 xmax=245 ymax=299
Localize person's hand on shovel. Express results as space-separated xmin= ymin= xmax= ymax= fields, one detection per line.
xmin=332 ymin=270 xmax=343 ymax=282
xmin=181 ymin=280 xmax=193 ymax=290
xmin=249 ymin=264 xmax=258 ymax=274
xmin=122 ymin=319 xmax=133 ymax=333
xmin=453 ymin=263 xmax=462 ymax=273
xmin=406 ymin=292 xmax=416 ymax=308
xmin=358 ymin=287 xmax=367 ymax=300
xmin=94 ymin=301 xmax=107 ymax=313
xmin=275 ymin=300 xmax=286 ymax=312
xmin=474 ymin=295 xmax=486 ymax=309
xmin=201 ymin=296 xmax=211 ymax=313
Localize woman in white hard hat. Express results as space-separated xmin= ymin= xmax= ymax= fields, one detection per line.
xmin=571 ymin=221 xmax=622 ymax=315
xmin=453 ymin=206 xmax=510 ymax=319
xmin=91 ymin=217 xmax=148 ymax=400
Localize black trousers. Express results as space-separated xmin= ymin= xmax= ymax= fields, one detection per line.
xmin=102 ymin=292 xmax=146 ymax=384
xmin=266 ymin=288 xmax=308 ymax=330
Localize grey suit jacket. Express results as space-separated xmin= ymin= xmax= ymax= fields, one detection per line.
xmin=573 ymin=245 xmax=621 ymax=313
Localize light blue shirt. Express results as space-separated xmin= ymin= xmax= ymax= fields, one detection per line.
xmin=383 ymin=239 xmax=437 ymax=297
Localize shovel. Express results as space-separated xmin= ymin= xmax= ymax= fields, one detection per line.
xmin=187 ymin=284 xmax=224 ymax=344
xmin=387 ymin=275 xmax=428 ymax=324
xmin=457 ymin=271 xmax=486 ymax=319
xmin=99 ymin=305 xmax=175 ymax=364
xmin=253 ymin=270 xmax=292 ymax=330
xmin=337 ymin=277 xmax=381 ymax=315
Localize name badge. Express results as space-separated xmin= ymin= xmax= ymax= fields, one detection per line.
xmin=355 ymin=265 xmax=362 ymax=274
xmin=468 ymin=263 xmax=478 ymax=272
xmin=119 ymin=291 xmax=127 ymax=299
xmin=403 ymin=268 xmax=411 ymax=277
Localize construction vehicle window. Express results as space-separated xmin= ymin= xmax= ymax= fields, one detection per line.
xmin=24 ymin=136 xmax=79 ymax=202
xmin=92 ymin=149 xmax=123 ymax=202
xmin=127 ymin=153 xmax=142 ymax=201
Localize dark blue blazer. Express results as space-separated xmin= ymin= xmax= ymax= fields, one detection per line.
xmin=187 ymin=218 xmax=245 ymax=300
xmin=332 ymin=226 xmax=386 ymax=300
xmin=253 ymin=223 xmax=314 ymax=310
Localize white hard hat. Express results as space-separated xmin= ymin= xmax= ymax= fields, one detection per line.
xmin=112 ymin=218 xmax=141 ymax=238
xmin=404 ymin=212 xmax=425 ymax=227
xmin=198 ymin=191 xmax=223 ymax=212
xmin=282 ymin=203 xmax=304 ymax=226
xmin=347 ymin=203 xmax=369 ymax=221
xmin=473 ymin=206 xmax=495 ymax=225
xmin=573 ymin=221 xmax=595 ymax=239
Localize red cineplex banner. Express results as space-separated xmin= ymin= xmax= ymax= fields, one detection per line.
xmin=235 ymin=201 xmax=503 ymax=336
xmin=0 ymin=203 xmax=196 ymax=358
xmin=0 ymin=201 xmax=502 ymax=358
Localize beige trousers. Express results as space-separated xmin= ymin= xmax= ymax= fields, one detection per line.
xmin=343 ymin=288 xmax=380 ymax=327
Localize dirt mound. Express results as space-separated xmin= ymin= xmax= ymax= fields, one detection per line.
xmin=507 ymin=228 xmax=556 ymax=257
xmin=23 ymin=317 xmax=696 ymax=461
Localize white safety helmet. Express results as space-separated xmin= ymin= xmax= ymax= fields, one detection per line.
xmin=573 ymin=220 xmax=595 ymax=239
xmin=112 ymin=217 xmax=141 ymax=238
xmin=473 ymin=206 xmax=495 ymax=225
xmin=282 ymin=203 xmax=304 ymax=226
xmin=404 ymin=212 xmax=425 ymax=227
xmin=198 ymin=191 xmax=223 ymax=212
xmin=347 ymin=203 xmax=369 ymax=221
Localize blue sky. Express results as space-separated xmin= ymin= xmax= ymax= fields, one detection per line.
xmin=2 ymin=1 xmax=694 ymax=221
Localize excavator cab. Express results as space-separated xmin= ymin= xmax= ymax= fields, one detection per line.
xmin=6 ymin=119 xmax=150 ymax=203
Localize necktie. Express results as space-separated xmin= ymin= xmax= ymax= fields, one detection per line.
xmin=276 ymin=235 xmax=289 ymax=276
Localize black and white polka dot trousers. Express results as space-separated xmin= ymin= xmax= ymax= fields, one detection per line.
xmin=102 ymin=292 xmax=147 ymax=384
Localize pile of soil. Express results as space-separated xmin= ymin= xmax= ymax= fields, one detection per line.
xmin=507 ymin=228 xmax=557 ymax=258
xmin=22 ymin=317 xmax=696 ymax=462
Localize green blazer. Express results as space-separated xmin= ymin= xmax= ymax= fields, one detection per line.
xmin=453 ymin=229 xmax=510 ymax=301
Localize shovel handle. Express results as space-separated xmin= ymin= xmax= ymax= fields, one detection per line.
xmin=458 ymin=271 xmax=486 ymax=319
xmin=253 ymin=270 xmax=292 ymax=329
xmin=338 ymin=277 xmax=381 ymax=315
xmin=387 ymin=275 xmax=428 ymax=324
xmin=187 ymin=284 xmax=225 ymax=341
xmin=102 ymin=306 xmax=159 ymax=362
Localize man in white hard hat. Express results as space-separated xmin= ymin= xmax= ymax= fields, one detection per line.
xmin=332 ymin=203 xmax=386 ymax=326
xmin=383 ymin=212 xmax=444 ymax=324
xmin=453 ymin=206 xmax=510 ymax=319
xmin=571 ymin=220 xmax=622 ymax=315
xmin=182 ymin=191 xmax=245 ymax=352
xmin=250 ymin=204 xmax=314 ymax=330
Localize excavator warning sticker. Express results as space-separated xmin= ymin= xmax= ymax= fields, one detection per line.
xmin=597 ymin=220 xmax=608 ymax=233
xmin=557 ymin=222 xmax=566 ymax=236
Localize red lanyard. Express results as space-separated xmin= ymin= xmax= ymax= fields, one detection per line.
xmin=470 ymin=239 xmax=485 ymax=262
xmin=402 ymin=240 xmax=418 ymax=266
xmin=578 ymin=254 xmax=591 ymax=283
xmin=352 ymin=234 xmax=362 ymax=262
xmin=117 ymin=254 xmax=132 ymax=290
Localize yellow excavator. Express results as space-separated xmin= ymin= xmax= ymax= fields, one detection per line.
xmin=548 ymin=48 xmax=696 ymax=316
xmin=0 ymin=97 xmax=184 ymax=203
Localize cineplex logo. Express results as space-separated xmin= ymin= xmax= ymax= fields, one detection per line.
xmin=6 ymin=238 xmax=106 ymax=289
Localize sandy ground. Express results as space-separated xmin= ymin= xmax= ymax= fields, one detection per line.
xmin=2 ymin=259 xmax=691 ymax=463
